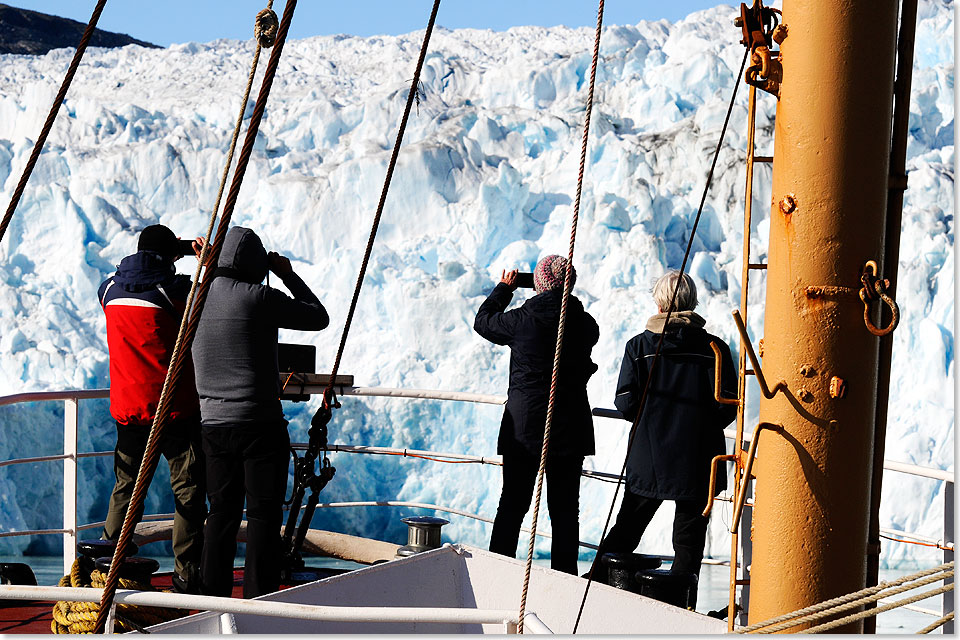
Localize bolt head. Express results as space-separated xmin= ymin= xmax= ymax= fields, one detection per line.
xmin=829 ymin=376 xmax=847 ymax=398
xmin=772 ymin=24 xmax=788 ymax=44
xmin=779 ymin=194 xmax=797 ymax=215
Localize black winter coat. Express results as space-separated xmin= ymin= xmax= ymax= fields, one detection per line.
xmin=615 ymin=319 xmax=737 ymax=502
xmin=474 ymin=283 xmax=600 ymax=458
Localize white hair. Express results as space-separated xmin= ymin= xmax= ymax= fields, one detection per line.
xmin=652 ymin=270 xmax=698 ymax=312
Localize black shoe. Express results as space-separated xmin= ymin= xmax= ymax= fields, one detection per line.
xmin=172 ymin=565 xmax=202 ymax=594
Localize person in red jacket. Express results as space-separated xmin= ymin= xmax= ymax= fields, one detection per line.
xmin=98 ymin=224 xmax=207 ymax=594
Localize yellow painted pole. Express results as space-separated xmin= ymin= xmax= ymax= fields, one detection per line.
xmin=748 ymin=0 xmax=899 ymax=632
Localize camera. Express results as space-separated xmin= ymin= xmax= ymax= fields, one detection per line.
xmin=177 ymin=239 xmax=196 ymax=256
xmin=515 ymin=272 xmax=534 ymax=289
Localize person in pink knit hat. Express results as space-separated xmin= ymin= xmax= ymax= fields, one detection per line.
xmin=474 ymin=254 xmax=600 ymax=574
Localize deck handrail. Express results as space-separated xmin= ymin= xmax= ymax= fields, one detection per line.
xmin=0 ymin=387 xmax=953 ymax=580
xmin=0 ymin=584 xmax=522 ymax=630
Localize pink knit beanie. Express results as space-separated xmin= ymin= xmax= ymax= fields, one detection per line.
xmin=533 ymin=255 xmax=575 ymax=293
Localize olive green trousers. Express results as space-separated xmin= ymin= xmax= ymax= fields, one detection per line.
xmin=103 ymin=417 xmax=207 ymax=581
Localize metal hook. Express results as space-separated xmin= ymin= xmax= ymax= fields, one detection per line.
xmin=859 ymin=261 xmax=900 ymax=336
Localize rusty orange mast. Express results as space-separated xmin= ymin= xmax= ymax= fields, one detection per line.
xmin=746 ymin=0 xmax=900 ymax=632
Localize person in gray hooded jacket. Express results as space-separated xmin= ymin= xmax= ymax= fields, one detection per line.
xmin=192 ymin=226 xmax=329 ymax=598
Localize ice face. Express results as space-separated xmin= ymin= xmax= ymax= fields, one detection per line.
xmin=0 ymin=2 xmax=953 ymax=566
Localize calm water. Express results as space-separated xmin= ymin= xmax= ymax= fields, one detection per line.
xmin=2 ymin=554 xmax=945 ymax=633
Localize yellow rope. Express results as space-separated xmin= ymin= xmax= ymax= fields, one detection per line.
xmin=737 ymin=561 xmax=953 ymax=633
xmin=51 ymin=558 xmax=186 ymax=634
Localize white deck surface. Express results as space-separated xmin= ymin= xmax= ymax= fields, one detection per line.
xmin=147 ymin=545 xmax=726 ymax=634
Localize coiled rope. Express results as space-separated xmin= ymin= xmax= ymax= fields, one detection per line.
xmin=92 ymin=0 xmax=294 ymax=631
xmin=0 ymin=0 xmax=109 ymax=248
xmin=516 ymin=0 xmax=604 ymax=634
xmin=571 ymin=44 xmax=750 ymax=634
xmin=735 ymin=561 xmax=953 ymax=633
xmin=51 ymin=558 xmax=181 ymax=634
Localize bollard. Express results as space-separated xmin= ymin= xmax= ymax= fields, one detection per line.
xmin=396 ymin=516 xmax=449 ymax=558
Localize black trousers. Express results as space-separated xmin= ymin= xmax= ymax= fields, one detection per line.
xmin=489 ymin=449 xmax=584 ymax=575
xmin=595 ymin=488 xmax=710 ymax=577
xmin=200 ymin=424 xmax=290 ymax=599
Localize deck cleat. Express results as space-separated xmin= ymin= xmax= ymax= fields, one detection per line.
xmin=600 ymin=553 xmax=662 ymax=592
xmin=94 ymin=556 xmax=160 ymax=582
xmin=396 ymin=516 xmax=449 ymax=558
xmin=77 ymin=538 xmax=138 ymax=559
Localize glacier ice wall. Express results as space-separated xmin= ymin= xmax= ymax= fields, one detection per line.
xmin=0 ymin=2 xmax=953 ymax=567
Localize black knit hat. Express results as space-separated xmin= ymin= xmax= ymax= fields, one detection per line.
xmin=137 ymin=224 xmax=180 ymax=258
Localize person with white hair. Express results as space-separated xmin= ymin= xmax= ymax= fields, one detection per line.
xmin=593 ymin=269 xmax=737 ymax=604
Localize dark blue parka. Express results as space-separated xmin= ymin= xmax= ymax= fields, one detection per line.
xmin=615 ymin=313 xmax=737 ymax=502
xmin=474 ymin=283 xmax=600 ymax=458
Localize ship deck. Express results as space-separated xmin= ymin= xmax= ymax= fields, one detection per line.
xmin=0 ymin=567 xmax=348 ymax=634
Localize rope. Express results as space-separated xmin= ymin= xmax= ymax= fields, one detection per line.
xmin=801 ymin=582 xmax=954 ymax=634
xmin=321 ymin=0 xmax=442 ymax=399
xmin=0 ymin=0 xmax=109 ymax=249
xmin=736 ymin=561 xmax=953 ymax=633
xmin=880 ymin=532 xmax=951 ymax=550
xmin=572 ymin=44 xmax=750 ymax=635
xmin=92 ymin=1 xmax=295 ymax=631
xmin=51 ymin=558 xmax=181 ymax=633
xmin=517 ymin=0 xmax=604 ymax=634
xmin=918 ymin=611 xmax=954 ymax=634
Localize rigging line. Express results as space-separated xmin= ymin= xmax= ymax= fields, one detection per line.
xmin=0 ymin=0 xmax=109 ymax=249
xmin=879 ymin=533 xmax=951 ymax=550
xmin=92 ymin=1 xmax=296 ymax=632
xmin=572 ymin=45 xmax=750 ymax=634
xmin=735 ymin=561 xmax=954 ymax=633
xmin=321 ymin=0 xmax=442 ymax=400
xmin=518 ymin=0 xmax=605 ymax=633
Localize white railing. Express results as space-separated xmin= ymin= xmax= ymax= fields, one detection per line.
xmin=0 ymin=584 xmax=522 ymax=632
xmin=0 ymin=386 xmax=954 ymax=624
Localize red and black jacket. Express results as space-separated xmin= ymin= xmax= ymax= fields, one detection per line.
xmin=98 ymin=251 xmax=200 ymax=426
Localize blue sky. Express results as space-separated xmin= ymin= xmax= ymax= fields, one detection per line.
xmin=16 ymin=1 xmax=731 ymax=46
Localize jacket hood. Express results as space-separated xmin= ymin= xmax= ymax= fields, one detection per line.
xmin=645 ymin=310 xmax=706 ymax=333
xmin=113 ymin=251 xmax=177 ymax=291
xmin=217 ymin=226 xmax=268 ymax=284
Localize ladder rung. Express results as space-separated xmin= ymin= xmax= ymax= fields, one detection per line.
xmin=747 ymin=263 xmax=767 ymax=270
xmin=754 ymin=155 xmax=773 ymax=163
xmin=745 ymin=370 xmax=756 ymax=376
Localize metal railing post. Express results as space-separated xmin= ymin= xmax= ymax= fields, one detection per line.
xmin=738 ymin=479 xmax=753 ymax=628
xmin=62 ymin=397 xmax=78 ymax=576
xmin=944 ymin=481 xmax=954 ymax=634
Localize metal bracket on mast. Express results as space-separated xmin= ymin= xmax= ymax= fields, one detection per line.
xmin=737 ymin=1 xmax=784 ymax=98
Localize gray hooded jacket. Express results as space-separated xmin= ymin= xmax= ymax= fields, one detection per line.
xmin=192 ymin=227 xmax=329 ymax=426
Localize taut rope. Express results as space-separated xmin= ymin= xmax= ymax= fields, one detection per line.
xmin=92 ymin=0 xmax=295 ymax=631
xmin=571 ymin=46 xmax=750 ymax=633
xmin=516 ymin=0 xmax=605 ymax=634
xmin=0 ymin=0 xmax=110 ymax=248
xmin=735 ymin=561 xmax=954 ymax=633
xmin=321 ymin=0 xmax=443 ymax=401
